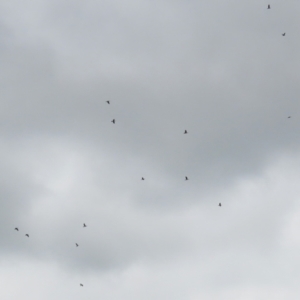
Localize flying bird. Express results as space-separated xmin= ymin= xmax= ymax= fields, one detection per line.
xmin=141 ymin=177 xmax=145 ymax=180
xmin=219 ymin=203 xmax=222 ymax=207
xmin=184 ymin=130 xmax=188 ymax=134
xmin=282 ymin=33 xmax=286 ymax=36
xmin=111 ymin=119 xmax=115 ymax=124
xmin=14 ymin=227 xmax=19 ymax=231
xmin=25 ymin=234 xmax=29 ymax=237
xmin=288 ymin=116 xmax=291 ymax=118
xmin=106 ymin=101 xmax=110 ymax=104
xmin=185 ymin=176 xmax=188 ymax=180
xmin=76 ymin=243 xmax=79 ymax=247
xmin=80 ymin=284 xmax=83 ymax=287
xmin=83 ymin=223 xmax=87 ymax=227
xmin=267 ymin=4 xmax=270 ymax=9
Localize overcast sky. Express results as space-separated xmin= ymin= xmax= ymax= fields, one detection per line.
xmin=1 ymin=0 xmax=300 ymax=299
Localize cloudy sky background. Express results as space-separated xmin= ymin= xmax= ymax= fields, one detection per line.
xmin=1 ymin=0 xmax=300 ymax=299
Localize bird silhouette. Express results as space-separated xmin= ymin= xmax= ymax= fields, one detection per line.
xmin=288 ymin=116 xmax=291 ymax=118
xmin=76 ymin=243 xmax=79 ymax=247
xmin=14 ymin=227 xmax=19 ymax=231
xmin=185 ymin=176 xmax=188 ymax=180
xmin=282 ymin=33 xmax=286 ymax=36
xmin=267 ymin=4 xmax=270 ymax=9
xmin=83 ymin=223 xmax=87 ymax=227
xmin=80 ymin=284 xmax=83 ymax=287
xmin=184 ymin=130 xmax=188 ymax=134
xmin=106 ymin=101 xmax=110 ymax=104
xmin=141 ymin=177 xmax=145 ymax=180
xmin=111 ymin=119 xmax=115 ymax=124
xmin=219 ymin=203 xmax=221 ymax=207
xmin=25 ymin=234 xmax=29 ymax=237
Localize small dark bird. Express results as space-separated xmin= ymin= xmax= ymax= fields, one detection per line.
xmin=80 ymin=284 xmax=83 ymax=287
xmin=288 ymin=116 xmax=291 ymax=118
xmin=219 ymin=203 xmax=221 ymax=207
xmin=14 ymin=227 xmax=19 ymax=231
xmin=282 ymin=33 xmax=286 ymax=36
xmin=141 ymin=177 xmax=145 ymax=180
xmin=184 ymin=130 xmax=188 ymax=134
xmin=106 ymin=101 xmax=110 ymax=104
xmin=111 ymin=119 xmax=115 ymax=124
xmin=267 ymin=4 xmax=270 ymax=9
xmin=76 ymin=243 xmax=79 ymax=247
xmin=25 ymin=234 xmax=29 ymax=237
xmin=185 ymin=176 xmax=188 ymax=180
xmin=83 ymin=223 xmax=87 ymax=227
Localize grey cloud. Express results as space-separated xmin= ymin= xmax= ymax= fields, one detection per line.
xmin=1 ymin=0 xmax=300 ymax=299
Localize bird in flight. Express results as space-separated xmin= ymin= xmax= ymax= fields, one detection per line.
xmin=282 ymin=33 xmax=286 ymax=36
xmin=267 ymin=4 xmax=270 ymax=9
xmin=80 ymin=284 xmax=84 ymax=287
xmin=288 ymin=116 xmax=291 ymax=118
xmin=111 ymin=119 xmax=115 ymax=124
xmin=83 ymin=223 xmax=87 ymax=228
xmin=76 ymin=243 xmax=79 ymax=247
xmin=106 ymin=101 xmax=110 ymax=104
xmin=14 ymin=227 xmax=19 ymax=231
xmin=184 ymin=130 xmax=188 ymax=134
xmin=219 ymin=203 xmax=222 ymax=207
xmin=185 ymin=176 xmax=188 ymax=180
xmin=141 ymin=177 xmax=145 ymax=180
xmin=25 ymin=234 xmax=29 ymax=237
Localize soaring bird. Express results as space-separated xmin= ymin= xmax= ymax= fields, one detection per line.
xmin=219 ymin=203 xmax=221 ymax=207
xmin=83 ymin=223 xmax=87 ymax=227
xmin=288 ymin=116 xmax=291 ymax=118
xmin=185 ymin=176 xmax=188 ymax=180
xmin=80 ymin=284 xmax=83 ymax=287
xmin=14 ymin=227 xmax=19 ymax=231
xmin=184 ymin=130 xmax=188 ymax=134
xmin=106 ymin=101 xmax=110 ymax=104
xmin=267 ymin=4 xmax=270 ymax=9
xmin=25 ymin=234 xmax=29 ymax=237
xmin=141 ymin=177 xmax=145 ymax=180
xmin=76 ymin=243 xmax=79 ymax=247
xmin=111 ymin=119 xmax=115 ymax=124
xmin=282 ymin=33 xmax=286 ymax=36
